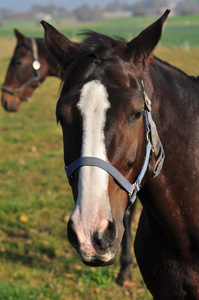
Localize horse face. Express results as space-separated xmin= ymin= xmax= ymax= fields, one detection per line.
xmin=42 ymin=10 xmax=169 ymax=266
xmin=2 ymin=30 xmax=40 ymax=112
xmin=57 ymin=76 xmax=146 ymax=265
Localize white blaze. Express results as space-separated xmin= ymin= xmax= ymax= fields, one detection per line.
xmin=70 ymin=79 xmax=112 ymax=252
xmin=77 ymin=80 xmax=110 ymax=203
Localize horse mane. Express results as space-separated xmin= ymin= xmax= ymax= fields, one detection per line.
xmin=152 ymin=56 xmax=199 ymax=115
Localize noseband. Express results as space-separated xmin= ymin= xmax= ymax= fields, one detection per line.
xmin=65 ymin=83 xmax=165 ymax=206
xmin=2 ymin=38 xmax=41 ymax=102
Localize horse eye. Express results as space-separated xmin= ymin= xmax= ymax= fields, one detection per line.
xmin=16 ymin=60 xmax=22 ymax=66
xmin=129 ymin=111 xmax=143 ymax=122
xmin=134 ymin=111 xmax=142 ymax=119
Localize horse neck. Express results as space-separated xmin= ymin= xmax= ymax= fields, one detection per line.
xmin=141 ymin=57 xmax=199 ymax=240
xmin=144 ymin=57 xmax=199 ymax=140
xmin=36 ymin=38 xmax=60 ymax=78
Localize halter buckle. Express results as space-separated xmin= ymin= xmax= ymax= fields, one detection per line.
xmin=132 ymin=182 xmax=140 ymax=198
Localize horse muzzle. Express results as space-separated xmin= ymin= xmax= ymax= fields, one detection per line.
xmin=67 ymin=217 xmax=119 ymax=266
xmin=1 ymin=96 xmax=19 ymax=112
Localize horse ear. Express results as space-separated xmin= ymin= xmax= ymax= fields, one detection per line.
xmin=14 ymin=29 xmax=32 ymax=49
xmin=126 ymin=9 xmax=170 ymax=67
xmin=14 ymin=29 xmax=25 ymax=43
xmin=41 ymin=21 xmax=77 ymax=67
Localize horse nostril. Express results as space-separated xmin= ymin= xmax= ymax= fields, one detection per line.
xmin=10 ymin=99 xmax=18 ymax=111
xmin=1 ymin=98 xmax=18 ymax=112
xmin=1 ymin=97 xmax=8 ymax=110
xmin=67 ymin=219 xmax=79 ymax=250
xmin=93 ymin=220 xmax=117 ymax=254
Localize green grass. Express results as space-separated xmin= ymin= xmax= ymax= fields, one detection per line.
xmin=1 ymin=14 xmax=199 ymax=48
xmin=1 ymin=18 xmax=199 ymax=299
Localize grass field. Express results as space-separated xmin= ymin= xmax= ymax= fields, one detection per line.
xmin=1 ymin=13 xmax=199 ymax=48
xmin=1 ymin=15 xmax=199 ymax=300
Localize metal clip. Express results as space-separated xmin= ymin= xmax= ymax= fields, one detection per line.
xmin=146 ymin=130 xmax=150 ymax=142
xmin=132 ymin=182 xmax=140 ymax=194
xmin=141 ymin=80 xmax=152 ymax=112
xmin=128 ymin=183 xmax=138 ymax=204
xmin=145 ymin=97 xmax=152 ymax=112
xmin=32 ymin=60 xmax=41 ymax=70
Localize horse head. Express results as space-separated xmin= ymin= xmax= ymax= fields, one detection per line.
xmin=1 ymin=29 xmax=58 ymax=112
xmin=41 ymin=10 xmax=169 ymax=267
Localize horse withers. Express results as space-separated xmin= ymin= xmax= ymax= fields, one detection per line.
xmin=1 ymin=30 xmax=60 ymax=112
xmin=42 ymin=10 xmax=199 ymax=299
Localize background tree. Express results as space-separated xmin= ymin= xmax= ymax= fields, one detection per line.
xmin=133 ymin=0 xmax=169 ymax=15
xmin=176 ymin=0 xmax=199 ymax=14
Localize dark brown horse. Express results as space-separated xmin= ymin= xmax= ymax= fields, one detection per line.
xmin=1 ymin=29 xmax=60 ymax=112
xmin=42 ymin=10 xmax=199 ymax=299
xmin=2 ymin=30 xmax=134 ymax=285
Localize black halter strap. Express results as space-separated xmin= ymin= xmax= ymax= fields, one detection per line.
xmin=1 ymin=38 xmax=42 ymax=102
xmin=65 ymin=84 xmax=165 ymax=206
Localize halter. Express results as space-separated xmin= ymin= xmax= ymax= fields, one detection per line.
xmin=65 ymin=82 xmax=165 ymax=206
xmin=2 ymin=38 xmax=41 ymax=102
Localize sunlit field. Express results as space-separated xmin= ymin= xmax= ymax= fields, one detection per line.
xmin=1 ymin=14 xmax=199 ymax=299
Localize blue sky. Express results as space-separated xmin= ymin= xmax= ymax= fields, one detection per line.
xmin=1 ymin=0 xmax=136 ymax=11
xmin=1 ymin=0 xmax=180 ymax=12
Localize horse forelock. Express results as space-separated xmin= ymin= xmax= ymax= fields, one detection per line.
xmin=79 ymin=31 xmax=125 ymax=58
xmin=61 ymin=32 xmax=126 ymax=83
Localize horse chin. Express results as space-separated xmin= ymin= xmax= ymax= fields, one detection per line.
xmin=80 ymin=252 xmax=117 ymax=267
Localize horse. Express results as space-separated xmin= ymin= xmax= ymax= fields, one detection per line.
xmin=1 ymin=29 xmax=60 ymax=112
xmin=2 ymin=30 xmax=135 ymax=286
xmin=41 ymin=10 xmax=199 ymax=299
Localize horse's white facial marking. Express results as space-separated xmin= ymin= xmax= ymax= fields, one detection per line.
xmin=78 ymin=80 xmax=110 ymax=161
xmin=77 ymin=80 xmax=110 ymax=204
xmin=71 ymin=80 xmax=112 ymax=254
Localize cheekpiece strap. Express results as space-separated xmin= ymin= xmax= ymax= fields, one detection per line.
xmin=142 ymin=80 xmax=165 ymax=178
xmin=31 ymin=38 xmax=41 ymax=81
